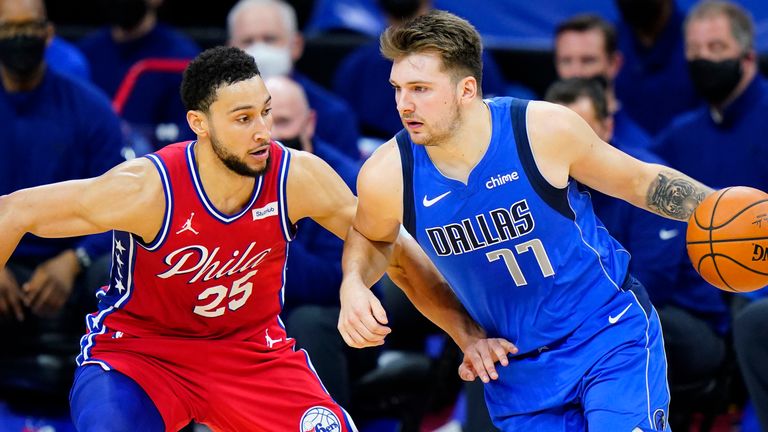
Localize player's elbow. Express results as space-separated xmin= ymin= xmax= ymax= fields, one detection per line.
xmin=0 ymin=192 xmax=30 ymax=235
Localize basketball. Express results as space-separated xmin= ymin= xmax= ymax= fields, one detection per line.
xmin=686 ymin=187 xmax=768 ymax=292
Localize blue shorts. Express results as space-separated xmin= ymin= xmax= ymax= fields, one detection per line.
xmin=487 ymin=277 xmax=670 ymax=431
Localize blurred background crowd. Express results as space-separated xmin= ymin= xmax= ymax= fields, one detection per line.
xmin=2 ymin=0 xmax=768 ymax=431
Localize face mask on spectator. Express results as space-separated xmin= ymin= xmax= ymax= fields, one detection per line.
xmin=0 ymin=35 xmax=46 ymax=78
xmin=104 ymin=0 xmax=148 ymax=31
xmin=615 ymin=0 xmax=666 ymax=33
xmin=687 ymin=57 xmax=743 ymax=104
xmin=585 ymin=74 xmax=610 ymax=90
xmin=278 ymin=136 xmax=304 ymax=151
xmin=245 ymin=43 xmax=292 ymax=78
xmin=378 ymin=0 xmax=423 ymax=20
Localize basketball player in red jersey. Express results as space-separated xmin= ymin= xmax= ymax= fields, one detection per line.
xmin=0 ymin=47 xmax=514 ymax=431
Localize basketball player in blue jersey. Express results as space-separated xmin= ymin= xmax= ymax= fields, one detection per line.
xmin=338 ymin=10 xmax=715 ymax=432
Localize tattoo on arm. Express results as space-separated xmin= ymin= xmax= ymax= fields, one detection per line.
xmin=647 ymin=170 xmax=710 ymax=220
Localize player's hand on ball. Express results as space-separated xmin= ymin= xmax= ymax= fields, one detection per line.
xmin=338 ymin=278 xmax=391 ymax=348
xmin=458 ymin=337 xmax=517 ymax=383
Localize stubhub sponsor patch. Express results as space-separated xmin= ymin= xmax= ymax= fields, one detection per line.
xmin=252 ymin=202 xmax=278 ymax=220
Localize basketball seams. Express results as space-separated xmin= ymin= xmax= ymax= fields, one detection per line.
xmin=692 ymin=187 xmax=729 ymax=230
xmin=709 ymin=189 xmax=728 ymax=290
xmin=710 ymin=253 xmax=768 ymax=277
xmin=695 ymin=252 xmax=768 ymax=292
xmin=693 ymin=206 xmax=708 ymax=230
xmin=687 ymin=187 xmax=768 ymax=293
xmin=709 ymin=198 xmax=768 ymax=229
xmin=696 ymin=255 xmax=733 ymax=292
xmin=686 ymin=235 xmax=768 ymax=245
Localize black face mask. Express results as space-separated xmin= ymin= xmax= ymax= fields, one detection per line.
xmin=279 ymin=136 xmax=304 ymax=151
xmin=378 ymin=0 xmax=422 ymax=20
xmin=0 ymin=35 xmax=46 ymax=78
xmin=102 ymin=0 xmax=148 ymax=31
xmin=585 ymin=74 xmax=609 ymax=90
xmin=615 ymin=0 xmax=666 ymax=33
xmin=687 ymin=58 xmax=743 ymax=104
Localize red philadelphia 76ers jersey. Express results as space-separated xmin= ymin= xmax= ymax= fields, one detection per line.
xmin=78 ymin=140 xmax=295 ymax=364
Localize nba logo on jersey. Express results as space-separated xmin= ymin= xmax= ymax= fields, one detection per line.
xmin=300 ymin=406 xmax=341 ymax=432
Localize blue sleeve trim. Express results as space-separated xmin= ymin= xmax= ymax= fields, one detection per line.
xmin=139 ymin=154 xmax=173 ymax=250
xmin=277 ymin=145 xmax=297 ymax=242
xmin=396 ymin=130 xmax=417 ymax=237
xmin=510 ymin=99 xmax=574 ymax=220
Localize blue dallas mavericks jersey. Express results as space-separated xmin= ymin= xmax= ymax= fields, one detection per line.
xmin=399 ymin=97 xmax=631 ymax=355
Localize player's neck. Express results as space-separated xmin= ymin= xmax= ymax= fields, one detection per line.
xmin=194 ymin=141 xmax=257 ymax=215
xmin=425 ymin=99 xmax=492 ymax=184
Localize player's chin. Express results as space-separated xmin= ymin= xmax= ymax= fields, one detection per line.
xmin=251 ymin=162 xmax=269 ymax=177
xmin=238 ymin=158 xmax=269 ymax=177
xmin=406 ymin=131 xmax=431 ymax=146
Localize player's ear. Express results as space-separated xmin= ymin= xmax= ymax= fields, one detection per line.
xmin=186 ymin=110 xmax=208 ymax=137
xmin=457 ymin=76 xmax=478 ymax=104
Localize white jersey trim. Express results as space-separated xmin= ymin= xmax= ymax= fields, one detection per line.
xmin=141 ymin=153 xmax=173 ymax=251
xmin=186 ymin=141 xmax=263 ymax=224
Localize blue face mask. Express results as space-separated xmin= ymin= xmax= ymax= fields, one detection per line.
xmin=0 ymin=34 xmax=46 ymax=78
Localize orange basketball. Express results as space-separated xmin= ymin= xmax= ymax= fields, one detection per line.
xmin=686 ymin=187 xmax=768 ymax=292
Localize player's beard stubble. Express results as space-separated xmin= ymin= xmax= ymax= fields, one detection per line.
xmin=406 ymin=100 xmax=463 ymax=147
xmin=210 ymin=129 xmax=269 ymax=178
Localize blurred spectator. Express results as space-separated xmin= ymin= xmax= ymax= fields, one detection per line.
xmin=734 ymin=297 xmax=768 ymax=431
xmin=546 ymin=77 xmax=728 ymax=430
xmin=304 ymin=0 xmax=386 ymax=37
xmin=264 ymin=75 xmax=374 ymax=409
xmin=332 ymin=0 xmax=533 ymax=140
xmin=228 ymin=0 xmax=362 ymax=160
xmin=46 ymin=35 xmax=90 ymax=82
xmin=554 ymin=14 xmax=652 ymax=150
xmin=0 ymin=0 xmax=124 ymax=414
xmin=614 ymin=0 xmax=701 ymax=135
xmin=653 ymin=1 xmax=768 ymax=429
xmin=78 ymin=0 xmax=199 ymax=149
xmin=654 ymin=0 xmax=768 ymax=197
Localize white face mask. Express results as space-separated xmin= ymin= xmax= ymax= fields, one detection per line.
xmin=244 ymin=43 xmax=292 ymax=78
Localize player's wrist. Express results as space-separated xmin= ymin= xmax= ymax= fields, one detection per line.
xmin=454 ymin=319 xmax=486 ymax=352
xmin=340 ymin=273 xmax=368 ymax=293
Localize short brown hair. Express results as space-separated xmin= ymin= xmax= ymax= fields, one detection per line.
xmin=380 ymin=10 xmax=483 ymax=90
xmin=544 ymin=78 xmax=610 ymax=120
xmin=555 ymin=14 xmax=618 ymax=55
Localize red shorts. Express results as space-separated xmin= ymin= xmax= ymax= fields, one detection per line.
xmin=83 ymin=333 xmax=356 ymax=432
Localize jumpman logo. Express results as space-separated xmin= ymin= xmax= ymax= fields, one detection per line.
xmin=176 ymin=212 xmax=199 ymax=235
xmin=265 ymin=329 xmax=283 ymax=348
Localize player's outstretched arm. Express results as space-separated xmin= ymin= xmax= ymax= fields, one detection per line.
xmin=285 ymin=150 xmax=358 ymax=239
xmin=527 ymin=101 xmax=714 ymax=222
xmin=387 ymin=228 xmax=518 ymax=383
xmin=285 ymin=150 xmax=394 ymax=348
xmin=0 ymin=158 xmax=165 ymax=270
xmin=338 ymin=141 xmax=402 ymax=349
xmin=339 ymin=141 xmax=517 ymax=381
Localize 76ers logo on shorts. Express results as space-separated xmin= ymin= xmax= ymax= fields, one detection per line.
xmin=300 ymin=406 xmax=341 ymax=432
